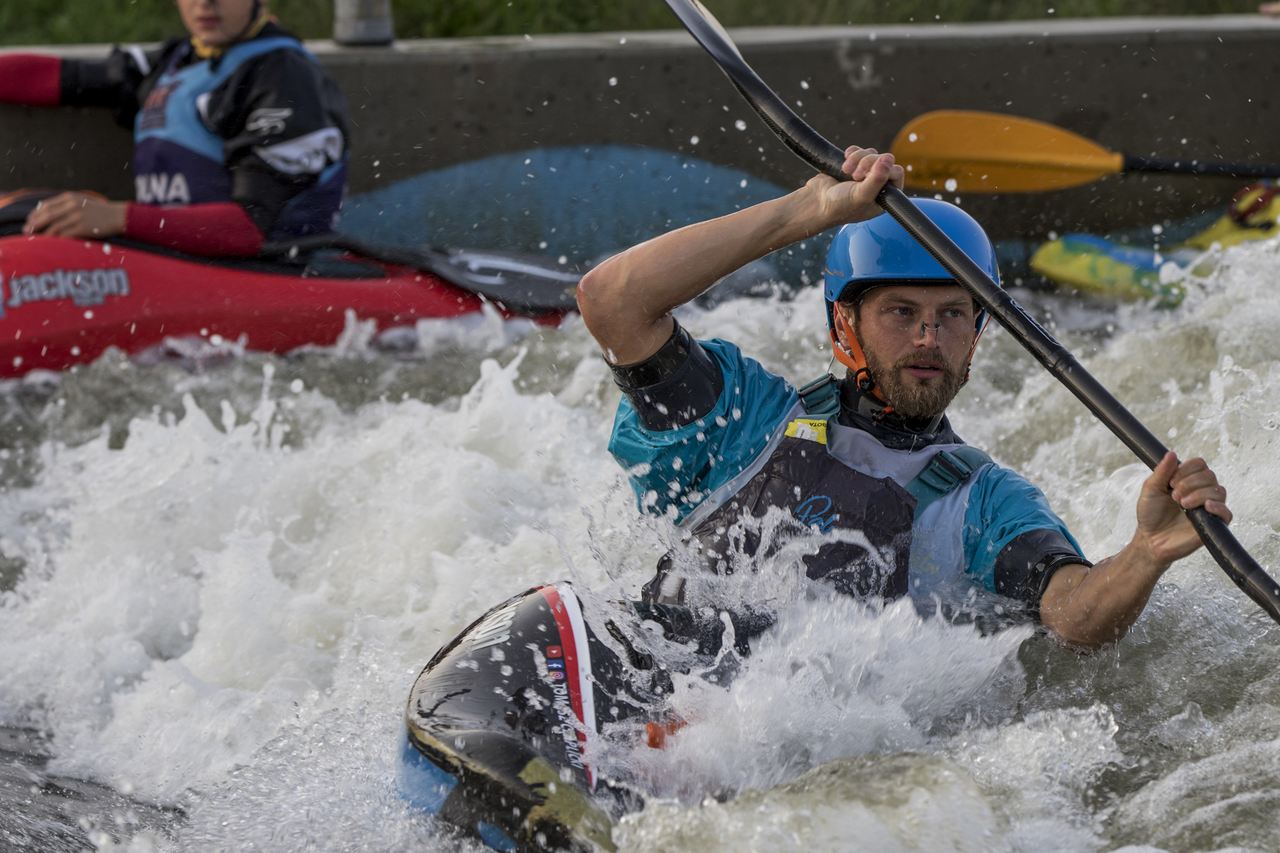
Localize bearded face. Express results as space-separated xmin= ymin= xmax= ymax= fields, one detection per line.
xmin=862 ymin=343 xmax=967 ymax=418
xmin=841 ymin=285 xmax=977 ymax=419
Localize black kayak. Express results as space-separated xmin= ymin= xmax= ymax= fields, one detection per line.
xmin=399 ymin=583 xmax=769 ymax=851
xmin=399 ymin=583 xmax=648 ymax=851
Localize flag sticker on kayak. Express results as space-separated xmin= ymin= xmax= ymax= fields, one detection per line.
xmin=4 ymin=268 xmax=131 ymax=312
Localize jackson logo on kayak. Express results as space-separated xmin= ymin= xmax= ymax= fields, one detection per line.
xmin=1 ymin=268 xmax=132 ymax=315
xmin=464 ymin=595 xmax=520 ymax=653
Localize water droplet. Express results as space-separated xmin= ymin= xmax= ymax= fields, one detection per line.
xmin=690 ymin=135 xmax=700 ymax=145
xmin=608 ymin=77 xmax=618 ymax=87
xmin=908 ymin=132 xmax=918 ymax=142
xmin=734 ymin=119 xmax=747 ymax=131
xmin=944 ymin=178 xmax=958 ymax=192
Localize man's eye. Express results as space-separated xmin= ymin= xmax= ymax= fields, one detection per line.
xmin=888 ymin=306 xmax=913 ymax=317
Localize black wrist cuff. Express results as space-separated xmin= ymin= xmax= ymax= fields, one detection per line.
xmin=609 ymin=320 xmax=724 ymax=430
xmin=993 ymin=528 xmax=1091 ymax=620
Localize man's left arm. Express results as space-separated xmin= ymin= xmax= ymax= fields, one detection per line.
xmin=1039 ymin=452 xmax=1232 ymax=649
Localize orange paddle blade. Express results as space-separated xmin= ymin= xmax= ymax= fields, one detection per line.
xmin=891 ymin=110 xmax=1125 ymax=193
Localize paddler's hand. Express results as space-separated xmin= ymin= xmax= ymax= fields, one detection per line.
xmin=809 ymin=146 xmax=904 ymax=229
xmin=1133 ymin=452 xmax=1233 ymax=566
xmin=24 ymin=191 xmax=127 ymax=239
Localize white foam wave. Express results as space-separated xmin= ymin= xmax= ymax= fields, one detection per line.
xmin=2 ymin=234 xmax=1280 ymax=849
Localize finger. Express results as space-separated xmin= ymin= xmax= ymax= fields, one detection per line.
xmin=840 ymin=146 xmax=865 ymax=177
xmin=29 ymin=195 xmax=79 ymax=227
xmin=43 ymin=193 xmax=79 ymax=214
xmin=854 ymin=153 xmax=895 ymax=187
xmin=850 ymin=149 xmax=883 ymax=181
xmin=43 ymin=208 xmax=82 ymax=237
xmin=1168 ymin=458 xmax=1215 ymax=500
xmin=24 ymin=208 xmax=59 ymax=234
xmin=888 ymin=162 xmax=905 ymax=189
xmin=843 ymin=147 xmax=879 ymax=178
xmin=1177 ymin=482 xmax=1228 ymax=510
xmin=842 ymin=146 xmax=878 ymax=160
xmin=1145 ymin=451 xmax=1180 ymax=495
xmin=1171 ymin=471 xmax=1218 ymax=502
xmin=1202 ymin=499 xmax=1233 ymax=524
xmin=1171 ymin=456 xmax=1210 ymax=478
xmin=24 ymin=198 xmax=57 ymax=233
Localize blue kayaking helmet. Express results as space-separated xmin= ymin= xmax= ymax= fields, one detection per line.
xmin=822 ymin=198 xmax=1000 ymax=384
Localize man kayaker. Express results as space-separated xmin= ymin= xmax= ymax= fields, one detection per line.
xmin=0 ymin=0 xmax=348 ymax=256
xmin=576 ymin=147 xmax=1233 ymax=650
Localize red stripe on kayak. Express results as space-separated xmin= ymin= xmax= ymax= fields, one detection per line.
xmin=538 ymin=585 xmax=589 ymax=759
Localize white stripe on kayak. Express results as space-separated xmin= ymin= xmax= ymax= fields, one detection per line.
xmin=555 ymin=582 xmax=597 ymax=760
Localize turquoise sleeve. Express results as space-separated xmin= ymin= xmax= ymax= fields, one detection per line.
xmin=607 ymin=338 xmax=798 ymax=523
xmin=962 ymin=465 xmax=1086 ymax=593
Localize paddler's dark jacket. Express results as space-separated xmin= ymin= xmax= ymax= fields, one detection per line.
xmin=56 ymin=22 xmax=349 ymax=238
xmin=608 ymin=321 xmax=1088 ymax=623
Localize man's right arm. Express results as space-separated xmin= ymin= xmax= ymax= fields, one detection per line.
xmin=1039 ymin=453 xmax=1232 ymax=649
xmin=576 ymin=148 xmax=902 ymax=367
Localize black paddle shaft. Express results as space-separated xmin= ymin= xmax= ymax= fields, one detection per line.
xmin=260 ymin=233 xmax=580 ymax=313
xmin=1124 ymin=154 xmax=1280 ymax=179
xmin=665 ymin=0 xmax=1280 ymax=624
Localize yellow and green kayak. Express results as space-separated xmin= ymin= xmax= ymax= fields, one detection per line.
xmin=1030 ymin=183 xmax=1280 ymax=307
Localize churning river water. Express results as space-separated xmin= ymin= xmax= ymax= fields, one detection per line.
xmin=2 ymin=235 xmax=1280 ymax=853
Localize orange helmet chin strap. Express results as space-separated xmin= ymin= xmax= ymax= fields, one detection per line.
xmin=830 ymin=307 xmax=885 ymax=402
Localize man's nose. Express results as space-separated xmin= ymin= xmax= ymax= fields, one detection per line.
xmin=914 ymin=320 xmax=943 ymax=343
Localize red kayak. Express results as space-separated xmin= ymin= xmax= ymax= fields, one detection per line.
xmin=0 ymin=225 xmax=579 ymax=379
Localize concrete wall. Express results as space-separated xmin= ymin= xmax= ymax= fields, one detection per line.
xmin=2 ymin=16 xmax=1278 ymax=268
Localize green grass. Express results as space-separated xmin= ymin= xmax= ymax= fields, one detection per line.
xmin=0 ymin=0 xmax=1262 ymax=45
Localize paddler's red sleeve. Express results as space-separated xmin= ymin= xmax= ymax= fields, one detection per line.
xmin=0 ymin=54 xmax=62 ymax=106
xmin=124 ymin=203 xmax=265 ymax=257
